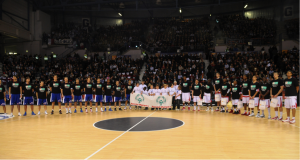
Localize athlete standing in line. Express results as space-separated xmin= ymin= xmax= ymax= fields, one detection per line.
xmin=241 ymin=75 xmax=251 ymax=115
xmin=61 ymin=77 xmax=73 ymax=114
xmin=259 ymin=77 xmax=270 ymax=118
xmin=113 ymin=81 xmax=123 ymax=111
xmin=22 ymin=77 xmax=35 ymax=116
xmin=9 ymin=75 xmax=22 ymax=117
xmin=191 ymin=79 xmax=202 ymax=111
xmin=36 ymin=81 xmax=48 ymax=115
xmin=94 ymin=78 xmax=103 ymax=112
xmin=282 ymin=71 xmax=299 ymax=124
xmin=50 ymin=75 xmax=62 ymax=115
xmin=84 ymin=77 xmax=94 ymax=113
xmin=181 ymin=76 xmax=191 ymax=111
xmin=124 ymin=80 xmax=133 ymax=110
xmin=214 ymin=73 xmax=222 ymax=111
xmin=248 ymin=76 xmax=260 ymax=117
xmin=220 ymin=78 xmax=230 ymax=113
xmin=270 ymin=72 xmax=284 ymax=120
xmin=104 ymin=79 xmax=113 ymax=111
xmin=0 ymin=80 xmax=7 ymax=116
xmin=231 ymin=79 xmax=242 ymax=114
xmin=73 ymin=78 xmax=83 ymax=113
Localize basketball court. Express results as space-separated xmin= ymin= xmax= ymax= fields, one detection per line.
xmin=0 ymin=106 xmax=299 ymax=159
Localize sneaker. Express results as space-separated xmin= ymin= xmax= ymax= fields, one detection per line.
xmin=90 ymin=109 xmax=93 ymax=113
xmin=241 ymin=112 xmax=247 ymax=115
xmin=10 ymin=113 xmax=14 ymax=117
xmin=282 ymin=118 xmax=290 ymax=122
xmin=80 ymin=109 xmax=83 ymax=113
xmin=278 ymin=117 xmax=283 ymax=121
xmin=198 ymin=109 xmax=200 ymax=111
xmin=66 ymin=111 xmax=68 ymax=114
xmin=119 ymin=108 xmax=122 ymax=111
xmin=271 ymin=116 xmax=278 ymax=120
xmin=225 ymin=110 xmax=229 ymax=113
xmin=38 ymin=111 xmax=41 ymax=115
xmin=268 ymin=116 xmax=271 ymax=119
xmin=247 ymin=112 xmax=251 ymax=116
xmin=114 ymin=108 xmax=117 ymax=111
xmin=31 ymin=112 xmax=36 ymax=115
xmin=205 ymin=108 xmax=210 ymax=111
xmin=101 ymin=108 xmax=103 ymax=112
xmin=18 ymin=112 xmax=21 ymax=116
xmin=51 ymin=110 xmax=54 ymax=115
xmin=124 ymin=107 xmax=127 ymax=110
xmin=104 ymin=108 xmax=107 ymax=112
xmin=85 ymin=109 xmax=88 ymax=113
xmin=215 ymin=108 xmax=219 ymax=111
xmin=129 ymin=107 xmax=132 ymax=110
xmin=211 ymin=108 xmax=214 ymax=111
xmin=3 ymin=113 xmax=7 ymax=117
xmin=151 ymin=108 xmax=154 ymax=110
xmin=229 ymin=109 xmax=233 ymax=113
xmin=59 ymin=110 xmax=62 ymax=114
xmin=96 ymin=108 xmax=98 ymax=112
xmin=255 ymin=114 xmax=260 ymax=118
xmin=259 ymin=115 xmax=265 ymax=118
xmin=193 ymin=109 xmax=196 ymax=111
xmin=188 ymin=107 xmax=190 ymax=111
xmin=248 ymin=113 xmax=255 ymax=117
xmin=289 ymin=119 xmax=296 ymax=124
xmin=69 ymin=110 xmax=72 ymax=114
xmin=74 ymin=109 xmax=77 ymax=113
xmin=23 ymin=112 xmax=27 ymax=116
xmin=182 ymin=107 xmax=186 ymax=111
xmin=109 ymin=108 xmax=113 ymax=111
xmin=220 ymin=110 xmax=225 ymax=113
xmin=45 ymin=111 xmax=48 ymax=115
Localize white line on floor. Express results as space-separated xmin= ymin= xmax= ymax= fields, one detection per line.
xmin=84 ymin=111 xmax=156 ymax=160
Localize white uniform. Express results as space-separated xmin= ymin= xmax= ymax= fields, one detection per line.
xmin=169 ymin=87 xmax=176 ymax=96
xmin=285 ymin=96 xmax=297 ymax=109
xmin=148 ymin=89 xmax=154 ymax=96
xmin=133 ymin=86 xmax=142 ymax=94
xmin=142 ymin=90 xmax=149 ymax=96
xmin=161 ymin=88 xmax=169 ymax=96
xmin=153 ymin=89 xmax=161 ymax=96
xmin=175 ymin=90 xmax=182 ymax=100
xmin=139 ymin=84 xmax=147 ymax=90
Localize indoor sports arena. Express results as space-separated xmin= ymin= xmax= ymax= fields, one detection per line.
xmin=0 ymin=0 xmax=299 ymax=159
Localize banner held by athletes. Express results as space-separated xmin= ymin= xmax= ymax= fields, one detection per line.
xmin=130 ymin=93 xmax=172 ymax=108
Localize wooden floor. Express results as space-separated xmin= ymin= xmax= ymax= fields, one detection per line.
xmin=0 ymin=106 xmax=299 ymax=159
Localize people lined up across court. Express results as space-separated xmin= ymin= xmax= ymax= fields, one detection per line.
xmin=0 ymin=71 xmax=298 ymax=124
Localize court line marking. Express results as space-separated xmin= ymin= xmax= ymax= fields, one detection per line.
xmin=85 ymin=111 xmax=156 ymax=160
xmin=93 ymin=117 xmax=185 ymax=132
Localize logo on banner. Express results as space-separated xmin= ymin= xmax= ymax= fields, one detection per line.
xmin=156 ymin=96 xmax=166 ymax=106
xmin=135 ymin=94 xmax=144 ymax=103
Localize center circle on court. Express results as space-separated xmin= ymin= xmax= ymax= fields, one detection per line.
xmin=94 ymin=117 xmax=184 ymax=132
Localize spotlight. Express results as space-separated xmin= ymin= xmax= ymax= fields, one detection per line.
xmin=244 ymin=3 xmax=248 ymax=8
xmin=118 ymin=13 xmax=122 ymax=16
xmin=179 ymin=8 xmax=182 ymax=13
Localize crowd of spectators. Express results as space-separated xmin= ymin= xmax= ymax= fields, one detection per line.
xmin=217 ymin=14 xmax=276 ymax=44
xmin=206 ymin=48 xmax=299 ymax=82
xmin=1 ymin=54 xmax=145 ymax=91
xmin=285 ymin=19 xmax=299 ymax=40
xmin=143 ymin=53 xmax=205 ymax=87
xmin=145 ymin=17 xmax=213 ymax=53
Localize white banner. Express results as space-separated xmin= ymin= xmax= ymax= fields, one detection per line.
xmin=130 ymin=93 xmax=172 ymax=108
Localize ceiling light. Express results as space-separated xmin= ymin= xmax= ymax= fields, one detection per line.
xmin=244 ymin=4 xmax=248 ymax=8
xmin=118 ymin=13 xmax=122 ymax=16
xmin=179 ymin=8 xmax=182 ymax=13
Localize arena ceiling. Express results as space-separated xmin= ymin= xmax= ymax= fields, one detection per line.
xmin=33 ymin=0 xmax=260 ymax=12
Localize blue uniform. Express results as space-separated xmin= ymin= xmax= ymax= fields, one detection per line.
xmin=126 ymin=94 xmax=130 ymax=101
xmin=104 ymin=95 xmax=112 ymax=103
xmin=84 ymin=94 xmax=93 ymax=102
xmin=50 ymin=93 xmax=61 ymax=102
xmin=63 ymin=95 xmax=72 ymax=103
xmin=0 ymin=99 xmax=5 ymax=106
xmin=94 ymin=95 xmax=103 ymax=102
xmin=23 ymin=96 xmax=34 ymax=105
xmin=37 ymin=99 xmax=47 ymax=105
xmin=10 ymin=94 xmax=21 ymax=105
xmin=114 ymin=96 xmax=122 ymax=102
xmin=74 ymin=95 xmax=82 ymax=102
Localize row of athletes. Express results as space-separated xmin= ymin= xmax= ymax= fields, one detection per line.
xmin=211 ymin=71 xmax=298 ymax=124
xmin=1 ymin=71 xmax=298 ymax=124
